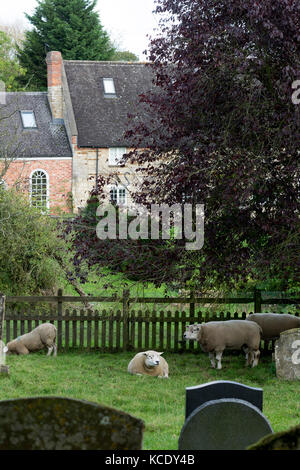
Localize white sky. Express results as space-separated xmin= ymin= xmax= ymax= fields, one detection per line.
xmin=0 ymin=0 xmax=160 ymax=60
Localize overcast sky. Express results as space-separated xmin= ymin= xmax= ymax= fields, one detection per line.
xmin=0 ymin=0 xmax=160 ymax=60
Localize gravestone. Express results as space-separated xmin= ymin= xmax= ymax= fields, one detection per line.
xmin=185 ymin=381 xmax=263 ymax=419
xmin=275 ymin=328 xmax=300 ymax=380
xmin=0 ymin=340 xmax=9 ymax=377
xmin=0 ymin=396 xmax=144 ymax=450
xmin=179 ymin=381 xmax=273 ymax=450
xmin=179 ymin=398 xmax=273 ymax=450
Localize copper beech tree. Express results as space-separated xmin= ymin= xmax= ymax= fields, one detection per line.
xmin=68 ymin=0 xmax=300 ymax=290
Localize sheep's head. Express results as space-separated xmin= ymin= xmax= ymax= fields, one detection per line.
xmin=143 ymin=351 xmax=163 ymax=368
xmin=183 ymin=323 xmax=202 ymax=341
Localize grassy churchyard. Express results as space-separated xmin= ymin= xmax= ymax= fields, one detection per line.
xmin=0 ymin=349 xmax=299 ymax=450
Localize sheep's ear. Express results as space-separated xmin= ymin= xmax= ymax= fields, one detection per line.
xmin=158 ymin=352 xmax=164 ymax=355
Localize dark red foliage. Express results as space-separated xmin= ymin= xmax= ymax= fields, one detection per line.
xmin=67 ymin=0 xmax=300 ymax=289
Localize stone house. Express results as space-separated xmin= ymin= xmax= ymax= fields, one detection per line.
xmin=0 ymin=51 xmax=153 ymax=213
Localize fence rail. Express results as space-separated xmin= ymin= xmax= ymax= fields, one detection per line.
xmin=0 ymin=289 xmax=299 ymax=354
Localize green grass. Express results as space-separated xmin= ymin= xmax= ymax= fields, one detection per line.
xmin=0 ymin=350 xmax=299 ymax=449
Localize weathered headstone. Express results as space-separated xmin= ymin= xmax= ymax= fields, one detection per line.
xmin=275 ymin=328 xmax=300 ymax=380
xmin=0 ymin=396 xmax=144 ymax=450
xmin=0 ymin=339 xmax=9 ymax=377
xmin=248 ymin=424 xmax=300 ymax=450
xmin=178 ymin=398 xmax=273 ymax=450
xmin=185 ymin=380 xmax=263 ymax=419
xmin=0 ymin=295 xmax=5 ymax=342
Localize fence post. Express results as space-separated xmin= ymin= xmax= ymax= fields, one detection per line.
xmin=189 ymin=290 xmax=195 ymax=318
xmin=254 ymin=288 xmax=262 ymax=313
xmin=57 ymin=289 xmax=63 ymax=350
xmin=122 ymin=289 xmax=130 ymax=351
xmin=0 ymin=294 xmax=5 ymax=341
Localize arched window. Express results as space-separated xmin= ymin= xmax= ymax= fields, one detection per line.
xmin=30 ymin=169 xmax=49 ymax=212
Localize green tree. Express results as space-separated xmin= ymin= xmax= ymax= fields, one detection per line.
xmin=0 ymin=187 xmax=70 ymax=295
xmin=0 ymin=31 xmax=26 ymax=91
xmin=111 ymin=50 xmax=139 ymax=62
xmin=18 ymin=0 xmax=116 ymax=90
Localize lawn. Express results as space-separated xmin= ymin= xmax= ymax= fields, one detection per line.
xmin=0 ymin=350 xmax=299 ymax=450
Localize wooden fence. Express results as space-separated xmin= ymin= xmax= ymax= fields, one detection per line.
xmin=0 ymin=289 xmax=299 ymax=354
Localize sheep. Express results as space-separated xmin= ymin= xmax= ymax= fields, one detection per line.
xmin=128 ymin=350 xmax=169 ymax=378
xmin=246 ymin=313 xmax=300 ymax=341
xmin=183 ymin=320 xmax=262 ymax=370
xmin=3 ymin=323 xmax=57 ymax=356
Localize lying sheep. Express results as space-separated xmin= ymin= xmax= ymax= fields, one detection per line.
xmin=246 ymin=313 xmax=300 ymax=341
xmin=128 ymin=350 xmax=169 ymax=378
xmin=183 ymin=320 xmax=262 ymax=369
xmin=3 ymin=323 xmax=57 ymax=356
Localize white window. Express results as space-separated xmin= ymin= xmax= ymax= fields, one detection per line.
xmin=20 ymin=110 xmax=37 ymax=128
xmin=109 ymin=147 xmax=126 ymax=166
xmin=103 ymin=78 xmax=116 ymax=95
xmin=30 ymin=169 xmax=49 ymax=212
xmin=110 ymin=185 xmax=127 ymax=205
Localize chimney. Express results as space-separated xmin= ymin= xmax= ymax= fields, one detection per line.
xmin=46 ymin=51 xmax=63 ymax=121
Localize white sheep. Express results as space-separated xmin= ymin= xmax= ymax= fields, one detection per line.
xmin=128 ymin=350 xmax=169 ymax=378
xmin=3 ymin=323 xmax=57 ymax=356
xmin=246 ymin=313 xmax=300 ymax=340
xmin=183 ymin=320 xmax=262 ymax=369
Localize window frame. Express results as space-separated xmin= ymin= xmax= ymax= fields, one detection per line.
xmin=20 ymin=110 xmax=37 ymax=129
xmin=103 ymin=78 xmax=116 ymax=96
xmin=29 ymin=169 xmax=50 ymax=212
xmin=108 ymin=147 xmax=127 ymax=166
xmin=109 ymin=184 xmax=127 ymax=206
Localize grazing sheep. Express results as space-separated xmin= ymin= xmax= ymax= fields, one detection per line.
xmin=246 ymin=313 xmax=300 ymax=341
xmin=4 ymin=323 xmax=57 ymax=356
xmin=183 ymin=320 xmax=262 ymax=369
xmin=128 ymin=350 xmax=169 ymax=378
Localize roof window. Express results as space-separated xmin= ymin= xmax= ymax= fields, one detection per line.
xmin=103 ymin=78 xmax=116 ymax=96
xmin=20 ymin=110 xmax=37 ymax=128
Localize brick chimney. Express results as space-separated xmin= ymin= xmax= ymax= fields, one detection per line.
xmin=46 ymin=51 xmax=63 ymax=121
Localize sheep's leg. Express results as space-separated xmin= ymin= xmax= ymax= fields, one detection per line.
xmin=53 ymin=343 xmax=57 ymax=357
xmin=215 ymin=351 xmax=223 ymax=370
xmin=252 ymin=350 xmax=260 ymax=367
xmin=209 ymin=352 xmax=216 ymax=368
xmin=243 ymin=346 xmax=253 ymax=367
xmin=47 ymin=346 xmax=54 ymax=356
xmin=16 ymin=344 xmax=30 ymax=355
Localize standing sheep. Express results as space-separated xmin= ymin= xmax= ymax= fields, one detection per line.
xmin=3 ymin=323 xmax=57 ymax=356
xmin=246 ymin=313 xmax=300 ymax=340
xmin=183 ymin=320 xmax=262 ymax=369
xmin=128 ymin=350 xmax=169 ymax=378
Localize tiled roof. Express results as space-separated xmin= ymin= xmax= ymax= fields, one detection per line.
xmin=63 ymin=61 xmax=154 ymax=148
xmin=0 ymin=92 xmax=72 ymax=158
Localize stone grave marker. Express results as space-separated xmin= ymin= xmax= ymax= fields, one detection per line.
xmin=0 ymin=396 xmax=144 ymax=450
xmin=275 ymin=328 xmax=300 ymax=380
xmin=179 ymin=381 xmax=273 ymax=450
xmin=185 ymin=380 xmax=263 ymax=419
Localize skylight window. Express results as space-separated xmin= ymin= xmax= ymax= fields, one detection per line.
xmin=103 ymin=78 xmax=116 ymax=95
xmin=21 ymin=111 xmax=37 ymax=128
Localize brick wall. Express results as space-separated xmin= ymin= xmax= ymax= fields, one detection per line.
xmin=3 ymin=158 xmax=72 ymax=214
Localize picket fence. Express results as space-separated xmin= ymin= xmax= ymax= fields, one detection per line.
xmin=0 ymin=289 xmax=299 ymax=354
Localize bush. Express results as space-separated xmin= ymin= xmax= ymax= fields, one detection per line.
xmin=0 ymin=187 xmax=67 ymax=295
